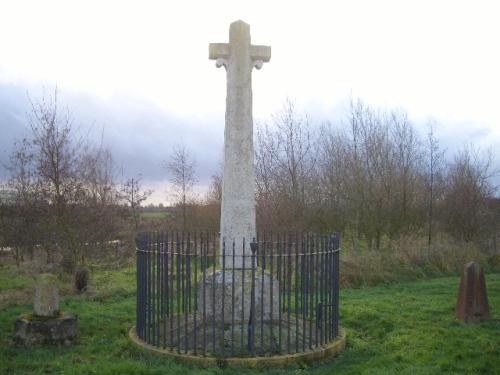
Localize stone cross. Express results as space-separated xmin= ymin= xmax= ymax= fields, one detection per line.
xmin=209 ymin=20 xmax=270 ymax=268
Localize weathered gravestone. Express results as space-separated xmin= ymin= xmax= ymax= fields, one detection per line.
xmin=34 ymin=273 xmax=59 ymax=317
xmin=14 ymin=273 xmax=78 ymax=346
xmin=455 ymin=261 xmax=491 ymax=322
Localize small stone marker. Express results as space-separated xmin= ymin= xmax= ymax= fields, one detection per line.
xmin=34 ymin=273 xmax=60 ymax=317
xmin=455 ymin=261 xmax=491 ymax=322
xmin=14 ymin=273 xmax=77 ymax=346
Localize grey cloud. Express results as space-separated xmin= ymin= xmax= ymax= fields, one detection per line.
xmin=0 ymin=82 xmax=224 ymax=184
xmin=0 ymin=83 xmax=32 ymax=177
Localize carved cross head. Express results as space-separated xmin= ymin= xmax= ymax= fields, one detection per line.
xmin=209 ymin=20 xmax=271 ymax=71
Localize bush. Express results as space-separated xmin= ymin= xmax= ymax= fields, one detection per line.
xmin=74 ymin=266 xmax=89 ymax=293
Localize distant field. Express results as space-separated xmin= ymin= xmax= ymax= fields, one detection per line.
xmin=140 ymin=211 xmax=170 ymax=220
xmin=0 ymin=265 xmax=498 ymax=374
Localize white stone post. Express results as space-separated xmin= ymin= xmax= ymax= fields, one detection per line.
xmin=209 ymin=20 xmax=271 ymax=268
xmin=33 ymin=273 xmax=60 ymax=317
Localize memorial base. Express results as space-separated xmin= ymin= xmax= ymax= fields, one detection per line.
xmin=198 ymin=268 xmax=280 ymax=323
xmin=13 ymin=312 xmax=78 ymax=346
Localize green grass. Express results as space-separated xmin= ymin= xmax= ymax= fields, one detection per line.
xmin=0 ymin=265 xmax=34 ymax=292
xmin=0 ymin=266 xmax=499 ymax=374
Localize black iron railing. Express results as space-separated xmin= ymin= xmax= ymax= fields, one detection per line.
xmin=135 ymin=232 xmax=340 ymax=357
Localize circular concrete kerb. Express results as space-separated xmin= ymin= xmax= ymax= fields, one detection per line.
xmin=129 ymin=326 xmax=346 ymax=368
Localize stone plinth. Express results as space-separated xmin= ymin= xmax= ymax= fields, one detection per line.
xmin=455 ymin=261 xmax=490 ymax=322
xmin=198 ymin=269 xmax=279 ymax=323
xmin=34 ymin=273 xmax=59 ymax=317
xmin=14 ymin=313 xmax=78 ymax=346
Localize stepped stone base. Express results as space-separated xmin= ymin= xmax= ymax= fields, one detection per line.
xmin=198 ymin=268 xmax=279 ymax=323
xmin=14 ymin=313 xmax=78 ymax=346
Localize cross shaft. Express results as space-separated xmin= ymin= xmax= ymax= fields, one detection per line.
xmin=209 ymin=20 xmax=271 ymax=268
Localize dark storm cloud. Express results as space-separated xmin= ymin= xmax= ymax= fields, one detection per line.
xmin=0 ymin=83 xmax=32 ymax=177
xmin=0 ymin=82 xmax=224 ymax=184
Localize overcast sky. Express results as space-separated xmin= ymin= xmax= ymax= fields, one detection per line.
xmin=1 ymin=0 xmax=499 ymax=203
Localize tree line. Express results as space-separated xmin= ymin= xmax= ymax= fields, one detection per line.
xmin=177 ymin=97 xmax=498 ymax=256
xmin=252 ymin=99 xmax=498 ymax=253
xmin=1 ymin=92 xmax=498 ymax=273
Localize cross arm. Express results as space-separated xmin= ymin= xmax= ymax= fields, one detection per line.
xmin=209 ymin=43 xmax=230 ymax=60
xmin=250 ymin=45 xmax=271 ymax=62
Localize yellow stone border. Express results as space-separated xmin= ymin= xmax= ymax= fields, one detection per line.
xmin=129 ymin=326 xmax=346 ymax=368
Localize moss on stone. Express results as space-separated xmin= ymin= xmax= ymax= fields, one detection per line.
xmin=20 ymin=311 xmax=63 ymax=321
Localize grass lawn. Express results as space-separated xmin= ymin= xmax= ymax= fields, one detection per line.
xmin=0 ymin=266 xmax=498 ymax=374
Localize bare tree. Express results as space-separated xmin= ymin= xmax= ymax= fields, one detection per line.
xmin=389 ymin=110 xmax=424 ymax=235
xmin=4 ymin=139 xmax=38 ymax=266
xmin=255 ymin=99 xmax=315 ymax=231
xmin=166 ymin=143 xmax=197 ymax=231
xmin=0 ymin=185 xmax=7 ymax=256
xmin=11 ymin=89 xmax=86 ymax=268
xmin=81 ymin=141 xmax=117 ymax=206
xmin=79 ymin=142 xmax=125 ymax=258
xmin=4 ymin=89 xmax=145 ymax=270
xmin=316 ymin=99 xmax=429 ymax=250
xmin=194 ymin=167 xmax=223 ymax=232
xmin=121 ymin=175 xmax=152 ymax=231
xmin=341 ymin=99 xmax=395 ymax=250
xmin=2 ymin=89 xmax=89 ymax=269
xmin=425 ymin=121 xmax=445 ymax=247
xmin=441 ymin=145 xmax=495 ymax=242
xmin=316 ymin=122 xmax=349 ymax=234
xmin=206 ymin=169 xmax=222 ymax=205
xmin=28 ymin=89 xmax=82 ymax=221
